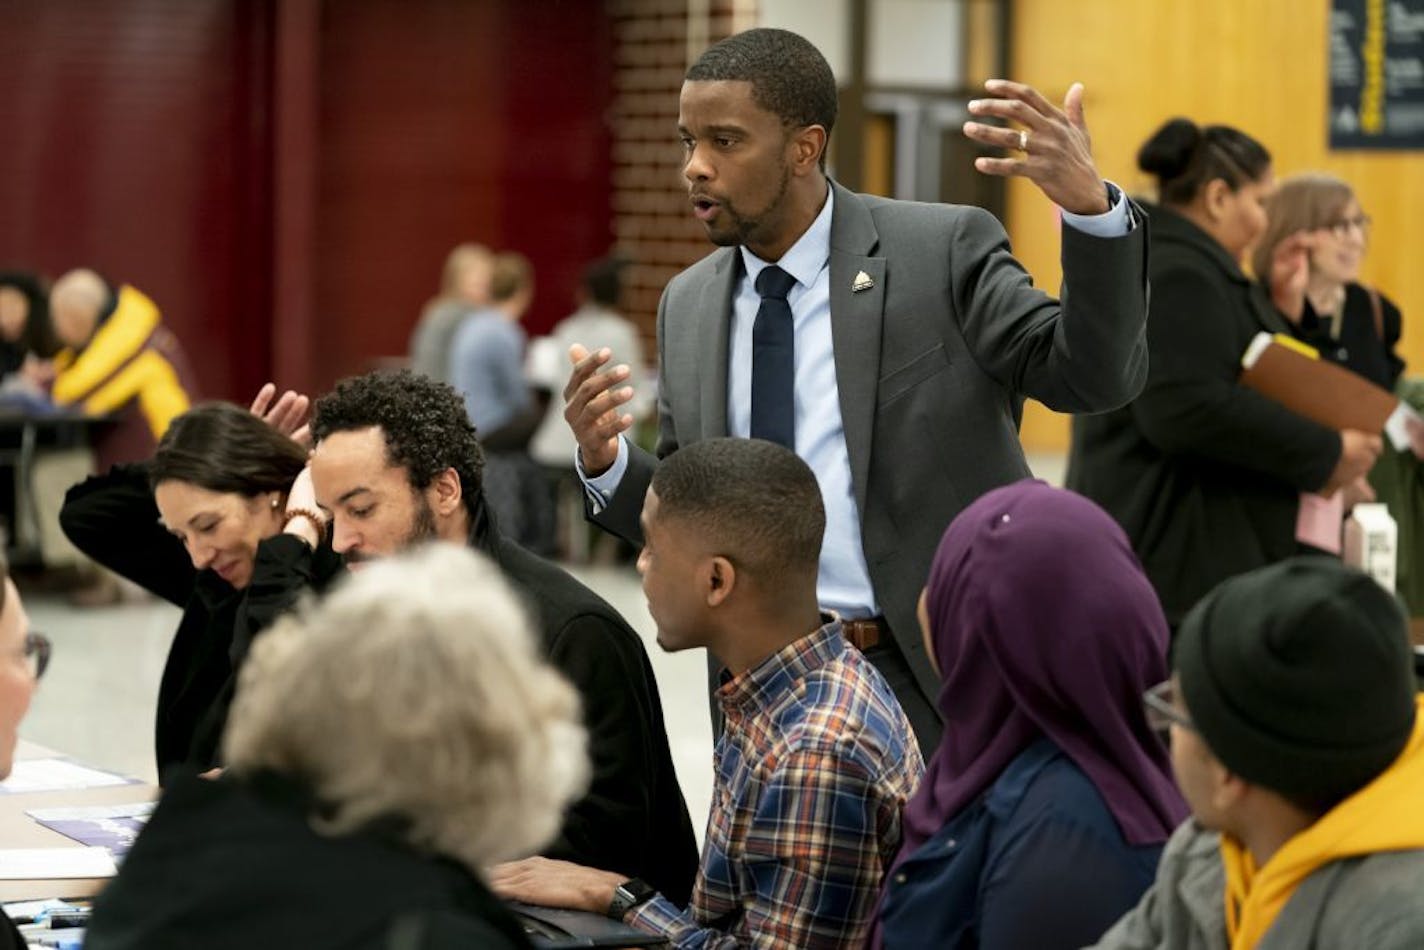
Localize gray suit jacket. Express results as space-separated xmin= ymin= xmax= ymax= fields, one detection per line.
xmin=1089 ymin=820 xmax=1424 ymax=950
xmin=593 ymin=181 xmax=1149 ymax=699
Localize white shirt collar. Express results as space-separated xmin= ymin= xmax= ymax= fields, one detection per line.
xmin=738 ymin=184 xmax=834 ymax=290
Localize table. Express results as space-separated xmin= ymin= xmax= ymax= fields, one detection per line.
xmin=0 ymin=740 xmax=157 ymax=903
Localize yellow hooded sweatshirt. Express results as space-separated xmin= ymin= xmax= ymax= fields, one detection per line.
xmin=1221 ymin=694 xmax=1424 ymax=949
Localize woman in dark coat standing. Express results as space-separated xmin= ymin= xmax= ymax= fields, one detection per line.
xmin=1066 ymin=119 xmax=1378 ymax=625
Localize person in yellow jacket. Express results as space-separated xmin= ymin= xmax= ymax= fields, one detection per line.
xmin=48 ymin=269 xmax=193 ymax=470
xmin=1090 ymin=557 xmax=1424 ymax=950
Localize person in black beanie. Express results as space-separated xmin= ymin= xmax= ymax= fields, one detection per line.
xmin=1091 ymin=556 xmax=1424 ymax=950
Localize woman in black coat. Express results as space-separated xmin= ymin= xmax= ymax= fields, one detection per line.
xmin=1066 ymin=119 xmax=1377 ymax=625
xmin=59 ymin=392 xmax=339 ymax=779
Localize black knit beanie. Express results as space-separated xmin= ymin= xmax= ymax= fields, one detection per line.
xmin=1176 ymin=556 xmax=1416 ymax=810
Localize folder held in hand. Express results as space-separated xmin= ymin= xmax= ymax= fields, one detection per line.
xmin=1240 ymin=332 xmax=1399 ymax=434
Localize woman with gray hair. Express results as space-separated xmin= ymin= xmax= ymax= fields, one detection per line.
xmin=84 ymin=544 xmax=589 ymax=950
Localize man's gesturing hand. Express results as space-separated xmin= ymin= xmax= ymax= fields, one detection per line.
xmin=963 ymin=79 xmax=1109 ymax=216
xmin=562 ymin=344 xmax=636 ymax=478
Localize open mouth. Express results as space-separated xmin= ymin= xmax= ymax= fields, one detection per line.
xmin=690 ymin=195 xmax=720 ymax=221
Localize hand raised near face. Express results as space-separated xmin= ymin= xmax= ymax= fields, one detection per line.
xmin=963 ymin=79 xmax=1109 ymax=216
xmin=249 ymin=382 xmax=312 ymax=448
xmin=562 ymin=344 xmax=636 ymax=477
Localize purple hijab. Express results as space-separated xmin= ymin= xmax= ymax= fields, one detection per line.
xmin=893 ymin=480 xmax=1186 ymax=867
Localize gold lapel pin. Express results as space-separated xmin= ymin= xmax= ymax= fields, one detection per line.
xmin=852 ymin=270 xmax=874 ymax=292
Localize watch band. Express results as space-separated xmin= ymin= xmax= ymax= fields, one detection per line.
xmin=606 ymin=878 xmax=656 ymax=919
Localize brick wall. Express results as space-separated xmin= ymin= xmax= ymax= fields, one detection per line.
xmin=608 ymin=0 xmax=757 ymax=351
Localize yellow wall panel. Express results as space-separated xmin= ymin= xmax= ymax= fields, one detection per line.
xmin=1008 ymin=0 xmax=1424 ymax=451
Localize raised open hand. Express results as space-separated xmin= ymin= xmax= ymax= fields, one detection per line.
xmin=963 ymin=80 xmax=1108 ymax=216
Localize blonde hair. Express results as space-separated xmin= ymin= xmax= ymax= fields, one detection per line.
xmin=223 ymin=543 xmax=588 ymax=872
xmin=439 ymin=243 xmax=494 ymax=300
xmin=1251 ymin=173 xmax=1356 ymax=280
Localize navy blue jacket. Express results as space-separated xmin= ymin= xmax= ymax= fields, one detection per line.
xmin=878 ymin=738 xmax=1161 ymax=949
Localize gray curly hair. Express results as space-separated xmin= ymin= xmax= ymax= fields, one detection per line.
xmin=223 ymin=543 xmax=589 ymax=871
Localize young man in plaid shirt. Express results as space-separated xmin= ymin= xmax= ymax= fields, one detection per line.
xmin=494 ymin=438 xmax=924 ymax=948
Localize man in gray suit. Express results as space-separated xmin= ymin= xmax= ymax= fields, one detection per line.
xmin=565 ymin=28 xmax=1148 ymax=751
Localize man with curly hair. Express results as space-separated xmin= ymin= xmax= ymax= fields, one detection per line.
xmin=259 ymin=369 xmax=699 ymax=907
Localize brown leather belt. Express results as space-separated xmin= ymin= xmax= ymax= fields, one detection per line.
xmin=841 ymin=616 xmax=886 ymax=652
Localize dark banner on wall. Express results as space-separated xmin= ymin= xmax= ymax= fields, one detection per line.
xmin=1329 ymin=0 xmax=1424 ymax=149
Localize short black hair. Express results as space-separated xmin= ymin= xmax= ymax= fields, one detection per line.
xmin=151 ymin=403 xmax=307 ymax=496
xmin=687 ymin=28 xmax=837 ymax=166
xmin=582 ymin=256 xmax=626 ymax=309
xmin=651 ymin=438 xmax=824 ymax=589
xmin=1138 ymin=118 xmax=1271 ymax=206
xmin=312 ymin=370 xmax=484 ymax=498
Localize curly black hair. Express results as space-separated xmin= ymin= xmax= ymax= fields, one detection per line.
xmin=311 ymin=370 xmax=484 ymax=496
xmin=686 ymin=28 xmax=837 ymax=168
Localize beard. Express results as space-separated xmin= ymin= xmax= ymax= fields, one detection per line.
xmin=341 ymin=494 xmax=441 ymax=568
xmin=703 ymin=162 xmax=792 ymax=249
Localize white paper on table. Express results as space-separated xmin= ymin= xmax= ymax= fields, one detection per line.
xmin=0 ymin=759 xmax=135 ymax=794
xmin=25 ymin=802 xmax=154 ymax=822
xmin=1384 ymin=401 xmax=1423 ymax=452
xmin=0 ymin=847 xmax=116 ymax=879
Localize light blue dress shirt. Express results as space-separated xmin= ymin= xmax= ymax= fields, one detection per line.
xmin=582 ymin=184 xmax=1131 ymax=618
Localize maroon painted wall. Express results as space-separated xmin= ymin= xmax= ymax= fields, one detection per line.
xmin=0 ymin=0 xmax=614 ymax=399
xmin=0 ymin=0 xmax=273 ymax=401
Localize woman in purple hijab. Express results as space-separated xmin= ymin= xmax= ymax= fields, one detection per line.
xmin=873 ymin=480 xmax=1186 ymax=949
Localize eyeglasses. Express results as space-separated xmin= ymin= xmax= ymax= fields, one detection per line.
xmin=14 ymin=632 xmax=50 ymax=681
xmin=1143 ymin=680 xmax=1193 ymax=733
xmin=1321 ymin=214 xmax=1372 ymax=239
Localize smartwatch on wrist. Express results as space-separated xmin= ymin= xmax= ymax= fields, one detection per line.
xmin=606 ymin=878 xmax=655 ymax=919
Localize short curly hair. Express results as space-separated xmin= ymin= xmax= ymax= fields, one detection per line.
xmin=312 ymin=370 xmax=484 ymax=497
xmin=223 ymin=544 xmax=589 ymax=870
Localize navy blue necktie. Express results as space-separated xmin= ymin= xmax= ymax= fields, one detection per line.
xmin=751 ymin=265 xmax=797 ymax=448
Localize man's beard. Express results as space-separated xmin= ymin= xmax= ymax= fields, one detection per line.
xmin=705 ymin=162 xmax=792 ymax=249
xmin=341 ymin=495 xmax=440 ymax=567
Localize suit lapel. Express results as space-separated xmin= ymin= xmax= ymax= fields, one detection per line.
xmin=827 ymin=182 xmax=884 ymax=514
xmin=698 ymin=251 xmax=738 ymax=439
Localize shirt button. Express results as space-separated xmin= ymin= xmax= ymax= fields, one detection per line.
xmin=945 ymin=839 xmax=957 ymax=851
xmin=894 ymin=873 xmax=907 ymax=885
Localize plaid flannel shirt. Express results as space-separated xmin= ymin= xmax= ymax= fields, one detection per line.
xmin=629 ymin=620 xmax=924 ymax=948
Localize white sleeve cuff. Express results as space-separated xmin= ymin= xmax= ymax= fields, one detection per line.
xmin=575 ymin=436 xmax=629 ymax=514
xmin=1061 ymin=181 xmax=1131 ymax=237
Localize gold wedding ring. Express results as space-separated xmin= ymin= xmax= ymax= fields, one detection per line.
xmin=1018 ymin=129 xmax=1030 ymax=152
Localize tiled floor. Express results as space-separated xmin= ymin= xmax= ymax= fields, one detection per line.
xmin=14 ymin=450 xmax=1069 ymax=847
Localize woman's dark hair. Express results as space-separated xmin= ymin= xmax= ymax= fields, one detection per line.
xmin=150 ymin=403 xmax=307 ymax=496
xmin=1137 ymin=118 xmax=1271 ymax=206
xmin=0 ymin=270 xmax=60 ymax=358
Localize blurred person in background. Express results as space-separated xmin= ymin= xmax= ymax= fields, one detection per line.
xmin=84 ymin=544 xmax=587 ymax=950
xmin=47 ymin=268 xmax=195 ymax=471
xmin=0 ymin=270 xmax=59 ymax=384
xmin=1067 ymin=119 xmax=1378 ymax=629
xmin=60 ymin=392 xmax=331 ymax=778
xmin=1257 ymin=174 xmax=1424 ymax=627
xmin=1255 ymin=173 xmax=1402 ymax=391
xmin=409 ymin=242 xmax=494 ymax=384
xmin=872 ymin=482 xmax=1185 ymax=950
xmin=450 ymin=252 xmax=553 ymax=552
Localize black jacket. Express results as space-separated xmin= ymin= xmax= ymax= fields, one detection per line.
xmin=240 ymin=495 xmax=701 ymax=907
xmin=59 ymin=464 xmax=343 ymax=778
xmin=1290 ymin=281 xmax=1404 ymax=390
xmin=1067 ymin=205 xmax=1341 ymax=623
xmin=84 ymin=772 xmax=533 ymax=950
